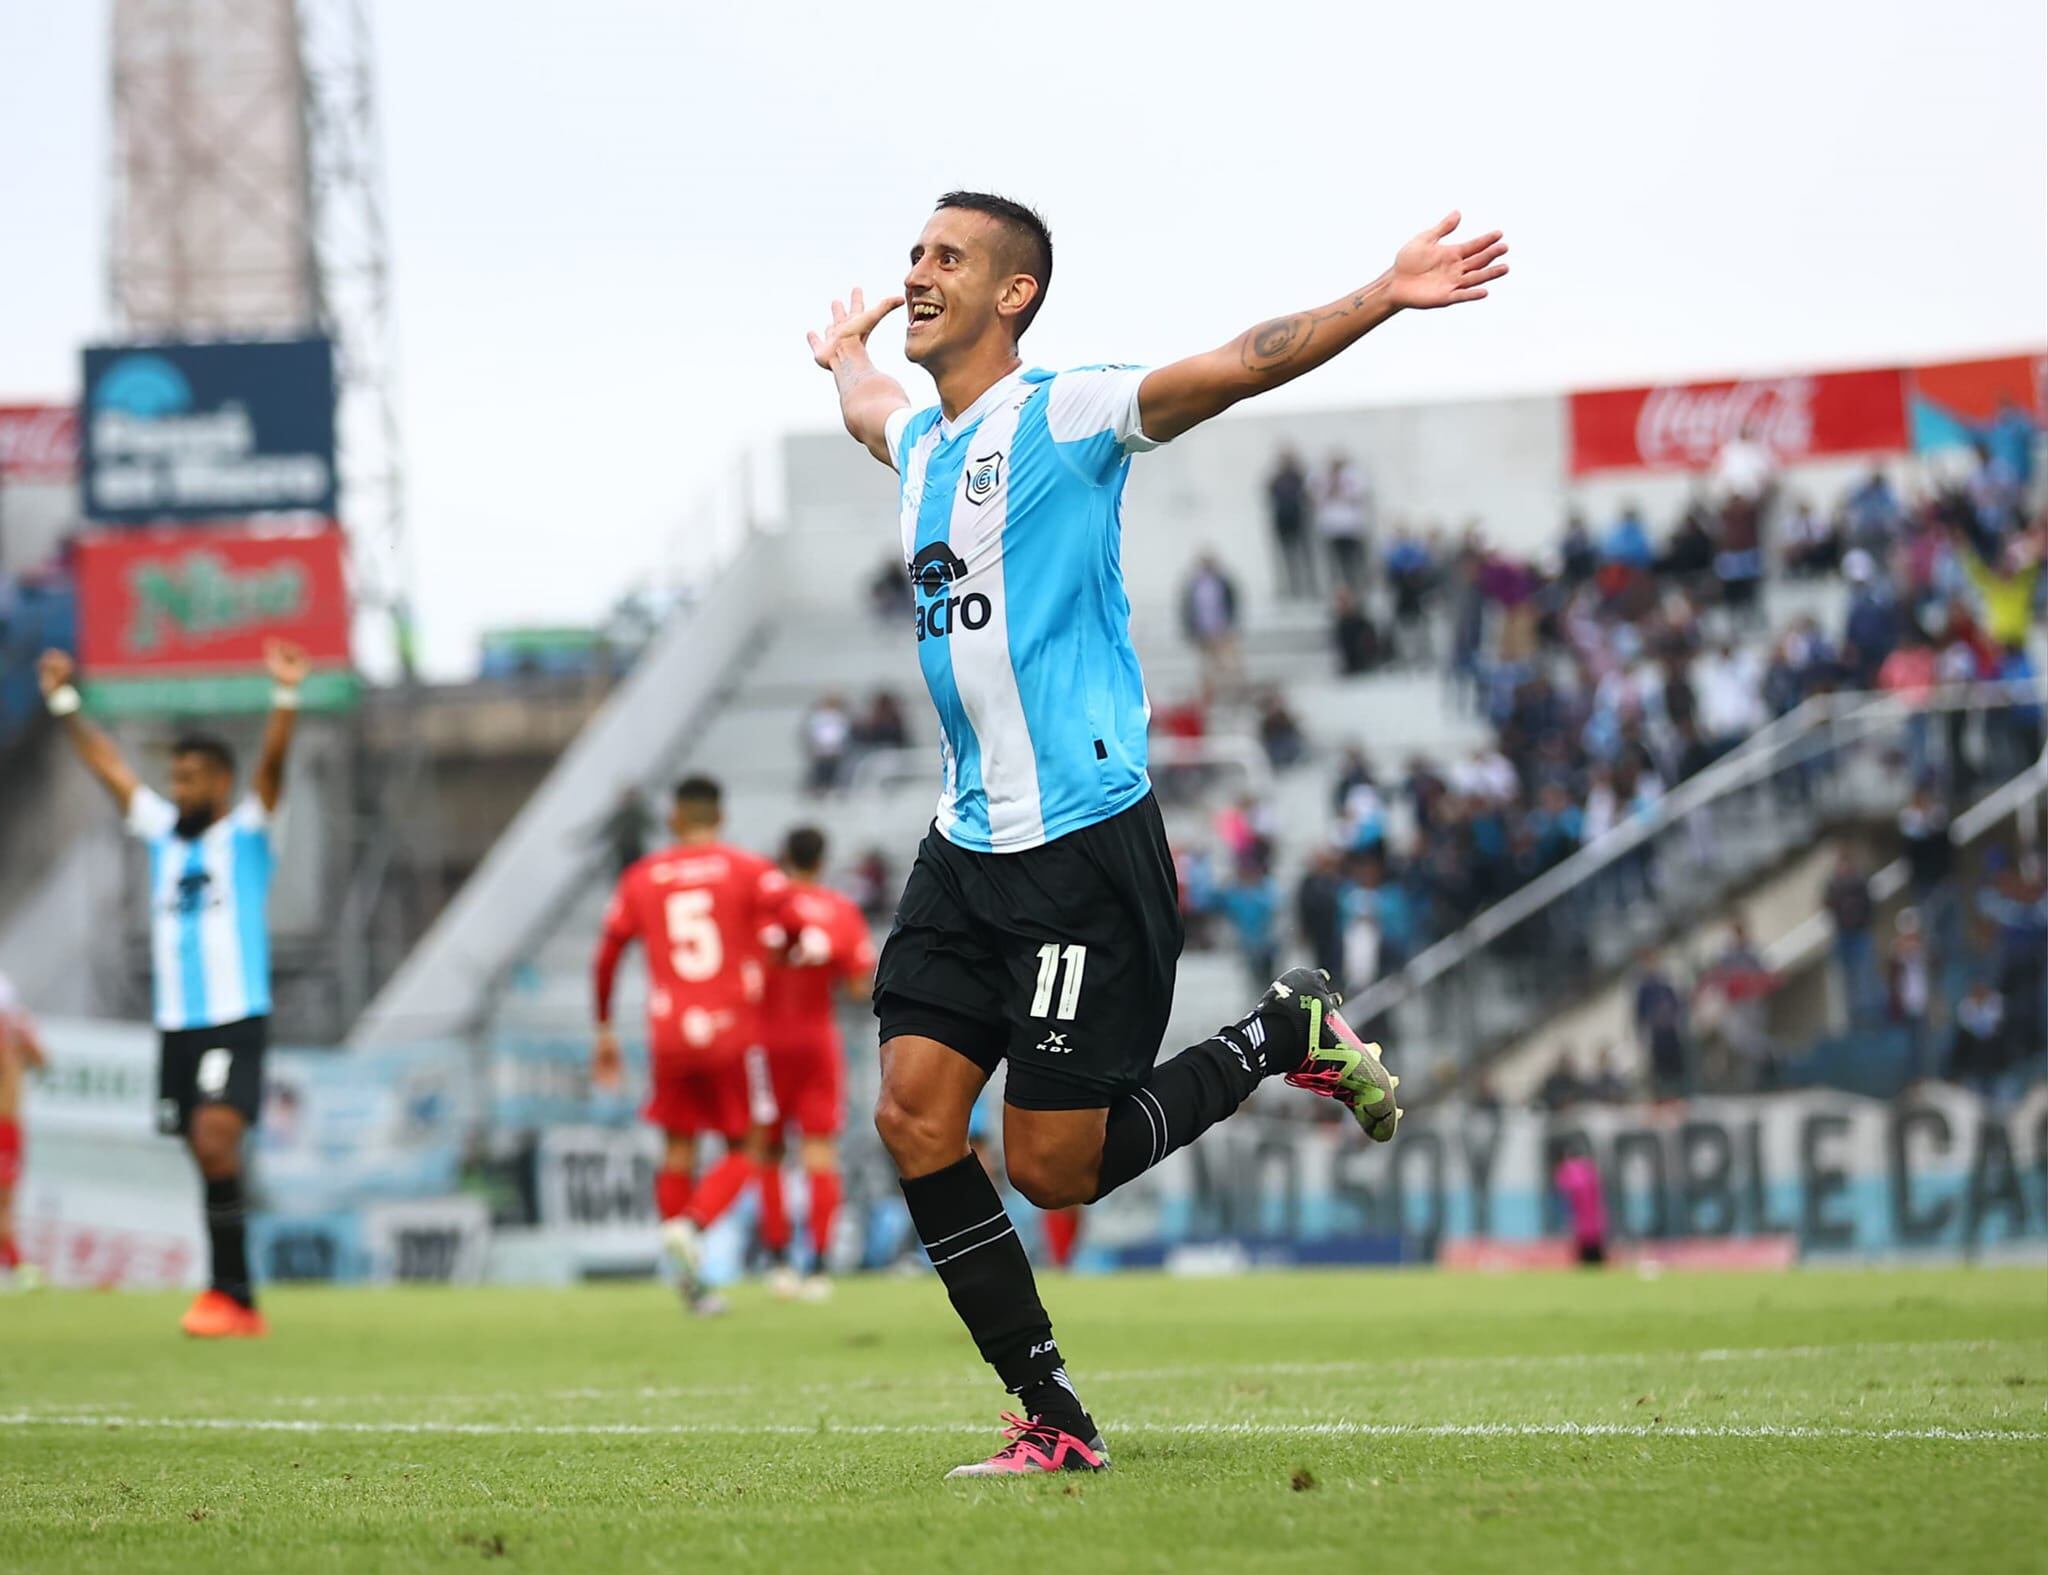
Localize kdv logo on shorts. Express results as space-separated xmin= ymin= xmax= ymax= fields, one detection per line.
xmin=909 ymin=542 xmax=991 ymax=643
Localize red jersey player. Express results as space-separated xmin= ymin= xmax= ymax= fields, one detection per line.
xmin=591 ymin=775 xmax=791 ymax=1313
xmin=753 ymin=827 xmax=875 ymax=1300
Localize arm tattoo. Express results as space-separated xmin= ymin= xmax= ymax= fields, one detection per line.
xmin=1238 ymin=291 xmax=1373 ymax=375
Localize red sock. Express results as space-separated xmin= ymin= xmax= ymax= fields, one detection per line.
xmin=0 ymin=1235 xmax=18 ymax=1271
xmin=1043 ymin=1207 xmax=1081 ymax=1269
xmin=807 ymin=1167 xmax=842 ymax=1262
xmin=758 ymin=1164 xmax=792 ymax=1257
xmin=686 ymin=1153 xmax=754 ymax=1230
xmin=654 ymin=1168 xmax=693 ymax=1223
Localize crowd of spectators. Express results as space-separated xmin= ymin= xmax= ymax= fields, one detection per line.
xmin=800 ymin=689 xmax=914 ymax=795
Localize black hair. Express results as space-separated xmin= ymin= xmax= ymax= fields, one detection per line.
xmin=171 ymin=734 xmax=236 ymax=775
xmin=674 ymin=775 xmax=723 ymax=816
xmin=783 ymin=825 xmax=827 ymax=874
xmin=934 ymin=190 xmax=1053 ymax=340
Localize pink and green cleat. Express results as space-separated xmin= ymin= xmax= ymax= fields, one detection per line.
xmin=945 ymin=1413 xmax=1111 ymax=1478
xmin=1263 ymin=969 xmax=1401 ymax=1142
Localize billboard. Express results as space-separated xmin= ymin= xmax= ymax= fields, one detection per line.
xmin=0 ymin=404 xmax=79 ymax=480
xmin=1568 ymin=366 xmax=1910 ymax=476
xmin=80 ymin=337 xmax=336 ymax=523
xmin=74 ymin=522 xmax=357 ymax=713
xmin=1905 ymin=352 xmax=2046 ymax=455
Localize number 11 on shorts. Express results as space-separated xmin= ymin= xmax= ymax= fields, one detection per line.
xmin=1029 ymin=943 xmax=1087 ymax=1020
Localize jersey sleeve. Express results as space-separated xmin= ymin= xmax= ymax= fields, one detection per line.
xmin=1044 ymin=366 xmax=1165 ymax=485
xmin=229 ymin=795 xmax=272 ymax=838
xmin=125 ymin=785 xmax=178 ymax=840
xmin=884 ymin=406 xmax=914 ymax=472
xmin=840 ymin=904 xmax=877 ymax=980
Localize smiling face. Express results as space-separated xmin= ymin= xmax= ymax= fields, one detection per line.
xmin=901 ymin=207 xmax=1041 ymax=369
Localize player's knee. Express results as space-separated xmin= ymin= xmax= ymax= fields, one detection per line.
xmin=1004 ymin=1151 xmax=1091 ymax=1211
xmin=873 ymin=1091 xmax=951 ymax=1172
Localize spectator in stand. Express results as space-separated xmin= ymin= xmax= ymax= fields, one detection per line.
xmin=1697 ymin=920 xmax=1777 ymax=1090
xmin=1823 ymin=848 xmax=1882 ymax=1027
xmin=1294 ymin=847 xmax=1347 ymax=985
xmin=1842 ymin=468 xmax=1903 ymax=554
xmin=855 ymin=688 xmax=911 ymax=753
xmin=1841 ymin=549 xmax=1899 ymax=689
xmin=1212 ymin=852 xmax=1281 ymax=992
xmin=1559 ymin=512 xmax=1599 ymax=586
xmin=1180 ymin=552 xmax=1244 ymax=700
xmin=1977 ymin=856 xmax=2048 ymax=1060
xmin=1315 ymin=451 xmax=1372 ymax=593
xmin=1331 ymin=585 xmax=1378 ymax=676
xmin=1265 ymin=448 xmax=1315 ymax=600
xmin=1602 ymin=503 xmax=1655 ymax=572
xmin=1951 ymin=517 xmax=2044 ymax=655
xmin=1885 ymin=909 xmax=1937 ymax=1083
xmin=1632 ymin=950 xmax=1692 ymax=1100
xmin=1877 ymin=624 xmax=1941 ymax=781
xmin=1659 ymin=501 xmax=1717 ymax=598
xmin=1987 ymin=641 xmax=2045 ymax=781
xmin=847 ymin=846 xmax=894 ymax=921
xmin=1695 ymin=637 xmax=1765 ymax=756
xmin=590 ymin=786 xmax=654 ymax=876
xmin=1782 ymin=496 xmax=1840 ymax=578
xmin=1985 ymin=396 xmax=2038 ymax=492
xmin=1897 ymin=781 xmax=1958 ymax=964
xmin=1254 ymin=689 xmax=1307 ymax=772
xmin=801 ymin=694 xmax=854 ymax=795
xmin=1538 ymin=1051 xmax=1585 ymax=1112
xmin=1383 ymin=525 xmax=1436 ymax=666
xmin=868 ymin=555 xmax=912 ymax=622
xmin=1948 ymin=977 xmax=2012 ymax=1104
xmin=1150 ymin=693 xmax=1209 ymax=805
xmin=1587 ymin=1046 xmax=1634 ymax=1103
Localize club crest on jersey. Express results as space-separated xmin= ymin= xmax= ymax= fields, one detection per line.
xmin=963 ymin=450 xmax=1003 ymax=506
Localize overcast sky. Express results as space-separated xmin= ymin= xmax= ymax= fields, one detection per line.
xmin=3 ymin=0 xmax=2044 ymax=676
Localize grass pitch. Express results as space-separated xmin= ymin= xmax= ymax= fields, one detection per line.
xmin=1 ymin=1266 xmax=2043 ymax=1573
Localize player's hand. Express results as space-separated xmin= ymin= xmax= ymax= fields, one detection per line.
xmin=591 ymin=1026 xmax=623 ymax=1090
xmin=265 ymin=638 xmax=311 ymax=687
xmin=36 ymin=648 xmax=74 ymax=697
xmin=808 ymin=287 xmax=904 ymax=369
xmin=1385 ymin=212 xmax=1508 ymax=310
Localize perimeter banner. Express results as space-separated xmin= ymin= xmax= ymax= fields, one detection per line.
xmin=1567 ymin=367 xmax=1909 ymax=475
xmin=73 ymin=522 xmax=357 ymax=712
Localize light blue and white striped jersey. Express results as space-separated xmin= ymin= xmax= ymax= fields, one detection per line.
xmin=884 ymin=365 xmax=1166 ymax=853
xmin=127 ymin=787 xmax=275 ymax=1031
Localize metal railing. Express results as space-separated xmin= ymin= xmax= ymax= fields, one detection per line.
xmin=1344 ymin=678 xmax=2048 ymax=1089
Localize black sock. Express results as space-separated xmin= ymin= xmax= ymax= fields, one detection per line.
xmin=1093 ymin=1018 xmax=1286 ymax=1201
xmin=901 ymin=1154 xmax=1093 ymax=1438
xmin=205 ymin=1174 xmax=254 ymax=1308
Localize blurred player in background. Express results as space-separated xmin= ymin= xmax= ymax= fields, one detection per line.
xmin=753 ymin=826 xmax=875 ymax=1301
xmin=812 ymin=193 xmax=1502 ymax=1474
xmin=38 ymin=642 xmax=308 ymax=1337
xmin=0 ymin=969 xmax=48 ymax=1287
xmin=592 ymin=775 xmax=793 ymax=1314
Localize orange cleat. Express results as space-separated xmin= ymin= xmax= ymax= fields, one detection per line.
xmin=179 ymin=1289 xmax=269 ymax=1339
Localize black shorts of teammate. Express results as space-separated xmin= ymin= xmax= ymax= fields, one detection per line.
xmin=157 ymin=1016 xmax=268 ymax=1137
xmin=874 ymin=793 xmax=1184 ymax=1111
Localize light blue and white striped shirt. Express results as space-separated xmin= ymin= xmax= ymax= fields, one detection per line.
xmin=884 ymin=365 xmax=1165 ymax=853
xmin=127 ymin=787 xmax=275 ymax=1031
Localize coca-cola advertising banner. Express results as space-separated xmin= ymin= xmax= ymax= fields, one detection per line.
xmin=74 ymin=522 xmax=357 ymax=714
xmin=1569 ymin=367 xmax=1910 ymax=476
xmin=0 ymin=404 xmax=80 ymax=480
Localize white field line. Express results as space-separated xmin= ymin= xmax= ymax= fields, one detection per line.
xmin=0 ymin=1412 xmax=2041 ymax=1445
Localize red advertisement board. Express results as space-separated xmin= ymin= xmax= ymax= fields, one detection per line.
xmin=75 ymin=523 xmax=355 ymax=713
xmin=0 ymin=404 xmax=80 ymax=480
xmin=1568 ymin=367 xmax=1909 ymax=476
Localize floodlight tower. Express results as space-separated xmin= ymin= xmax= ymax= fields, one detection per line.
xmin=107 ymin=0 xmax=410 ymax=662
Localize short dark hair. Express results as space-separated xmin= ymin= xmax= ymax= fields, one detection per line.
xmin=674 ymin=775 xmax=722 ymax=817
xmin=783 ymin=825 xmax=827 ymax=874
xmin=171 ymin=734 xmax=235 ymax=775
xmin=935 ymin=190 xmax=1052 ymax=340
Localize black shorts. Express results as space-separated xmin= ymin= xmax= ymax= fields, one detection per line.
xmin=875 ymin=794 xmax=1184 ymax=1110
xmin=157 ymin=1016 xmax=268 ymax=1137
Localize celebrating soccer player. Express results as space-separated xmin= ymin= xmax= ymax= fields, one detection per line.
xmin=753 ymin=826 xmax=875 ymax=1301
xmin=590 ymin=775 xmax=794 ymax=1315
xmin=809 ymin=194 xmax=1505 ymax=1475
xmin=38 ymin=641 xmax=309 ymax=1337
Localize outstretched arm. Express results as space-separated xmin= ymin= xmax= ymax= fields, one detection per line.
xmin=252 ymin=639 xmax=309 ymax=813
xmin=1138 ymin=212 xmax=1508 ymax=444
xmin=808 ymin=288 xmax=913 ymax=465
xmin=36 ymin=649 xmax=139 ymax=810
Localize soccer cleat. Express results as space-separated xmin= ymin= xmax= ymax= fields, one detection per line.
xmin=945 ymin=1412 xmax=1111 ymax=1478
xmin=796 ymin=1273 xmax=834 ymax=1303
xmin=179 ymin=1289 xmax=269 ymax=1339
xmin=662 ymin=1218 xmax=714 ymax=1312
xmin=1263 ymin=969 xmax=1402 ymax=1142
xmin=766 ymin=1264 xmax=803 ymax=1302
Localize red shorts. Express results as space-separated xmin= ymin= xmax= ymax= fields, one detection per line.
xmin=642 ymin=1049 xmax=777 ymax=1140
xmin=0 ymin=1117 xmax=20 ymax=1188
xmin=762 ymin=1035 xmax=846 ymax=1139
